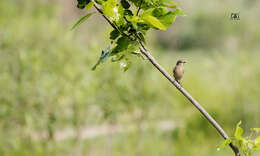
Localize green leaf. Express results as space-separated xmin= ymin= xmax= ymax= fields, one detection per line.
xmin=141 ymin=15 xmax=166 ymax=30
xmin=92 ymin=45 xmax=111 ymax=70
xmin=131 ymin=51 xmax=146 ymax=60
xmin=121 ymin=0 xmax=130 ymax=9
xmin=92 ymin=61 xmax=100 ymax=70
xmin=77 ymin=0 xmax=91 ymax=9
xmin=112 ymin=36 xmax=131 ymax=54
xmin=251 ymin=128 xmax=260 ymax=133
xmin=117 ymin=36 xmax=131 ymax=49
xmin=71 ymin=12 xmax=94 ymax=30
xmin=124 ymin=9 xmax=133 ymax=16
xmin=167 ymin=1 xmax=178 ymax=6
xmin=127 ymin=40 xmax=139 ymax=52
xmin=161 ymin=0 xmax=178 ymax=4
xmin=137 ymin=23 xmax=150 ymax=33
xmin=174 ymin=8 xmax=186 ymax=16
xmin=152 ymin=7 xmax=168 ymax=17
xmin=102 ymin=0 xmax=124 ymax=25
xmin=161 ymin=1 xmax=178 ymax=8
xmin=156 ymin=9 xmax=185 ymax=28
xmin=110 ymin=29 xmax=121 ymax=40
xmin=116 ymin=4 xmax=125 ymax=26
xmin=94 ymin=0 xmax=103 ymax=4
xmin=158 ymin=12 xmax=176 ymax=28
xmin=85 ymin=1 xmax=94 ymax=10
xmin=120 ymin=59 xmax=131 ymax=72
xmin=100 ymin=52 xmax=111 ymax=62
xmin=105 ymin=44 xmax=111 ymax=51
xmin=112 ymin=54 xmax=125 ymax=62
xmin=256 ymin=136 xmax=260 ymax=141
xmin=92 ymin=52 xmax=111 ymax=70
xmin=102 ymin=0 xmax=117 ymax=17
xmin=254 ymin=136 xmax=260 ymax=151
xmin=142 ymin=8 xmax=155 ymax=16
xmin=240 ymin=139 xmax=250 ymax=154
xmin=234 ymin=121 xmax=244 ymax=140
xmin=255 ymin=136 xmax=260 ymax=144
xmin=217 ymin=138 xmax=232 ymax=150
xmin=126 ymin=15 xmax=142 ymax=26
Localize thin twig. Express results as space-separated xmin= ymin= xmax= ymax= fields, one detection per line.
xmin=93 ymin=3 xmax=240 ymax=156
xmin=93 ymin=4 xmax=118 ymax=31
xmin=136 ymin=0 xmax=143 ymax=16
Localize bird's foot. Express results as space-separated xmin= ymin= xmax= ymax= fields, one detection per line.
xmin=177 ymin=81 xmax=182 ymax=87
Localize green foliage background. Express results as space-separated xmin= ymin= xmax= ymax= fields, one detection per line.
xmin=0 ymin=0 xmax=260 ymax=156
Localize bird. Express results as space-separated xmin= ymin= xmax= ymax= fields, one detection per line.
xmin=173 ymin=60 xmax=186 ymax=85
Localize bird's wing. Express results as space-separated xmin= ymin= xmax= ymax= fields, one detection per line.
xmin=173 ymin=66 xmax=177 ymax=76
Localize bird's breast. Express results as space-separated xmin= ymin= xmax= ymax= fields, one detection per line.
xmin=174 ymin=66 xmax=184 ymax=80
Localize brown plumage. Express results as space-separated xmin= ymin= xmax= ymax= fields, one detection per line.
xmin=173 ymin=60 xmax=186 ymax=85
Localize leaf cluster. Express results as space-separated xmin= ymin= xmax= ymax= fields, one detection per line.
xmin=73 ymin=0 xmax=185 ymax=71
xmin=218 ymin=121 xmax=260 ymax=156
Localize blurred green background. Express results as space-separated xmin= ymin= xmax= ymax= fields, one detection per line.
xmin=0 ymin=0 xmax=260 ymax=155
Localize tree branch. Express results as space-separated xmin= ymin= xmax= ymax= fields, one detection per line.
xmin=138 ymin=42 xmax=240 ymax=156
xmin=93 ymin=4 xmax=240 ymax=156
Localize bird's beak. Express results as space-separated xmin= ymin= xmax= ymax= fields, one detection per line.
xmin=184 ymin=61 xmax=187 ymax=63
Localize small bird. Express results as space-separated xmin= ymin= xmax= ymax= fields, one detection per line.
xmin=173 ymin=60 xmax=186 ymax=85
